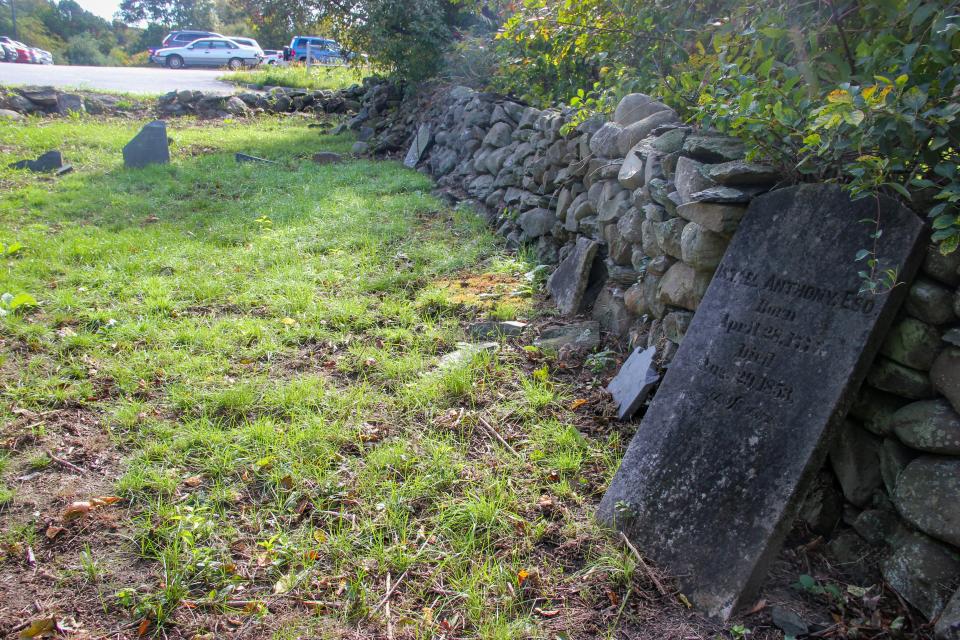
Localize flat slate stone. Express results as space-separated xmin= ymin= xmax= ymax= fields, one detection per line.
xmin=403 ymin=123 xmax=433 ymax=168
xmin=123 ymin=121 xmax=169 ymax=169
xmin=598 ymin=184 xmax=924 ymax=619
xmin=607 ymin=346 xmax=659 ymax=420
xmin=548 ymin=237 xmax=599 ymax=316
xmin=9 ymin=150 xmax=64 ymax=173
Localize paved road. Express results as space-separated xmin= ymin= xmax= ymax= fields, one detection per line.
xmin=0 ymin=64 xmax=238 ymax=95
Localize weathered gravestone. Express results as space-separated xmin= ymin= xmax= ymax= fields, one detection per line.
xmin=598 ymin=184 xmax=925 ymax=619
xmin=123 ymin=121 xmax=169 ymax=169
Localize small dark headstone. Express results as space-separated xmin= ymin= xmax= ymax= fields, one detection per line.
xmin=123 ymin=121 xmax=170 ymax=169
xmin=235 ymin=153 xmax=276 ymax=164
xmin=607 ymin=346 xmax=659 ymax=420
xmin=8 ymin=150 xmax=64 ymax=173
xmin=598 ymin=184 xmax=925 ymax=619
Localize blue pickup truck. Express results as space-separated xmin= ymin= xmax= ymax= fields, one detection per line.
xmin=288 ymin=37 xmax=345 ymax=64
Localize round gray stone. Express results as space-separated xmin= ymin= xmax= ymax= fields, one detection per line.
xmin=894 ymin=456 xmax=960 ymax=547
xmin=882 ymin=532 xmax=960 ymax=621
xmin=890 ymin=399 xmax=960 ymax=455
xmin=879 ymin=317 xmax=942 ymax=370
xmin=931 ymin=348 xmax=960 ymax=413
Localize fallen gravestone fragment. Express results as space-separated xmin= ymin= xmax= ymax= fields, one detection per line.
xmin=607 ymin=346 xmax=659 ymax=421
xmin=404 ymin=124 xmax=433 ymax=168
xmin=438 ymin=342 xmax=498 ymax=369
xmin=312 ymin=152 xmax=343 ymax=165
xmin=598 ymin=184 xmax=924 ymax=619
xmin=533 ymin=321 xmax=601 ymax=351
xmin=9 ymin=150 xmax=64 ymax=173
xmin=235 ymin=153 xmax=277 ymax=164
xmin=123 ymin=121 xmax=169 ymax=169
xmin=468 ymin=321 xmax=527 ymax=340
xmin=548 ymin=237 xmax=600 ymax=316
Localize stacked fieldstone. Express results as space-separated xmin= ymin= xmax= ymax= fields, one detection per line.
xmin=350 ymin=85 xmax=959 ymax=635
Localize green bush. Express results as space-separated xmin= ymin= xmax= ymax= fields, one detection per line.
xmin=64 ymin=33 xmax=109 ymax=66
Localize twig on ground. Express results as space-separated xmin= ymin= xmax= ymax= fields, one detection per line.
xmin=477 ymin=416 xmax=521 ymax=458
xmin=372 ymin=540 xmax=429 ymax=613
xmin=44 ymin=450 xmax=87 ymax=475
xmin=619 ymin=531 xmax=668 ymax=597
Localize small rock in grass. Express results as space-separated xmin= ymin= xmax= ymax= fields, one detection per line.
xmin=312 ymin=151 xmax=343 ymax=165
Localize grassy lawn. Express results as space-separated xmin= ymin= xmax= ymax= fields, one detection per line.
xmin=221 ymin=64 xmax=368 ymax=91
xmin=0 ymin=115 xmax=671 ymax=639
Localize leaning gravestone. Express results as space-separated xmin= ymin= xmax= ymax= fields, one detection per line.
xmin=607 ymin=346 xmax=659 ymax=420
xmin=123 ymin=121 xmax=169 ymax=169
xmin=598 ymin=184 xmax=924 ymax=619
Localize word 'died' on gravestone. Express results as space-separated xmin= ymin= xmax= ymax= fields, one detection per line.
xmin=123 ymin=121 xmax=169 ymax=169
xmin=598 ymin=184 xmax=925 ymax=619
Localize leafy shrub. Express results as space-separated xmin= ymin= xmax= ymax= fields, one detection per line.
xmin=64 ymin=33 xmax=108 ymax=66
xmin=493 ymin=0 xmax=960 ymax=254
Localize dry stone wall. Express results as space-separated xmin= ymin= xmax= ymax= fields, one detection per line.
xmin=351 ymin=82 xmax=960 ymax=633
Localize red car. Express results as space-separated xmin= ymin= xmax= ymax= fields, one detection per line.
xmin=0 ymin=36 xmax=31 ymax=63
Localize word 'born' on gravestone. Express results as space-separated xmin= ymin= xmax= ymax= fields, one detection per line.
xmin=123 ymin=121 xmax=170 ymax=169
xmin=598 ymin=184 xmax=924 ymax=619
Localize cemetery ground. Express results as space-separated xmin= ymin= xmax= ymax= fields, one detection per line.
xmin=0 ymin=115 xmax=925 ymax=639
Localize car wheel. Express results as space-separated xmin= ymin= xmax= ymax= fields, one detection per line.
xmin=228 ymin=58 xmax=244 ymax=71
xmin=166 ymin=55 xmax=184 ymax=69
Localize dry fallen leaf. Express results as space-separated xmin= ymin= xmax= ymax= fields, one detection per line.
xmin=517 ymin=569 xmax=530 ymax=586
xmin=533 ymin=607 xmax=560 ymax=618
xmin=45 ymin=525 xmax=65 ymax=540
xmin=63 ymin=496 xmax=121 ymax=522
xmin=137 ymin=619 xmax=150 ymax=637
xmin=183 ymin=475 xmax=203 ymax=487
xmin=570 ymin=398 xmax=588 ymax=410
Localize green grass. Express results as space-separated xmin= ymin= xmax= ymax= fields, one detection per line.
xmin=0 ymin=114 xmax=643 ymax=638
xmin=221 ymin=64 xmax=369 ymax=90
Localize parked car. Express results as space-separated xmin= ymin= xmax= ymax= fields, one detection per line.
xmin=226 ymin=37 xmax=264 ymax=59
xmin=150 ymin=37 xmax=261 ymax=70
xmin=33 ymin=48 xmax=53 ymax=64
xmin=261 ymin=49 xmax=283 ymax=65
xmin=149 ymin=30 xmax=222 ymax=55
xmin=288 ymin=36 xmax=346 ymax=64
xmin=0 ymin=36 xmax=31 ymax=63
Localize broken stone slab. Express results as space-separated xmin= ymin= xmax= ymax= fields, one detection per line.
xmin=123 ymin=121 xmax=170 ymax=169
xmin=468 ymin=321 xmax=527 ymax=340
xmin=533 ymin=321 xmax=601 ymax=351
xmin=598 ymin=184 xmax=925 ymax=619
xmin=547 ymin=237 xmax=600 ymax=316
xmin=235 ymin=153 xmax=277 ymax=164
xmin=403 ymin=123 xmax=433 ymax=168
xmin=8 ymin=150 xmax=64 ymax=173
xmin=312 ymin=151 xmax=343 ymax=165
xmin=437 ymin=341 xmax=498 ymax=369
xmin=607 ymin=346 xmax=659 ymax=420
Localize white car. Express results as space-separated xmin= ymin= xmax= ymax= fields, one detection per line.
xmin=34 ymin=48 xmax=53 ymax=64
xmin=227 ymin=37 xmax=264 ymax=59
xmin=261 ymin=49 xmax=283 ymax=65
xmin=151 ymin=37 xmax=261 ymax=70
